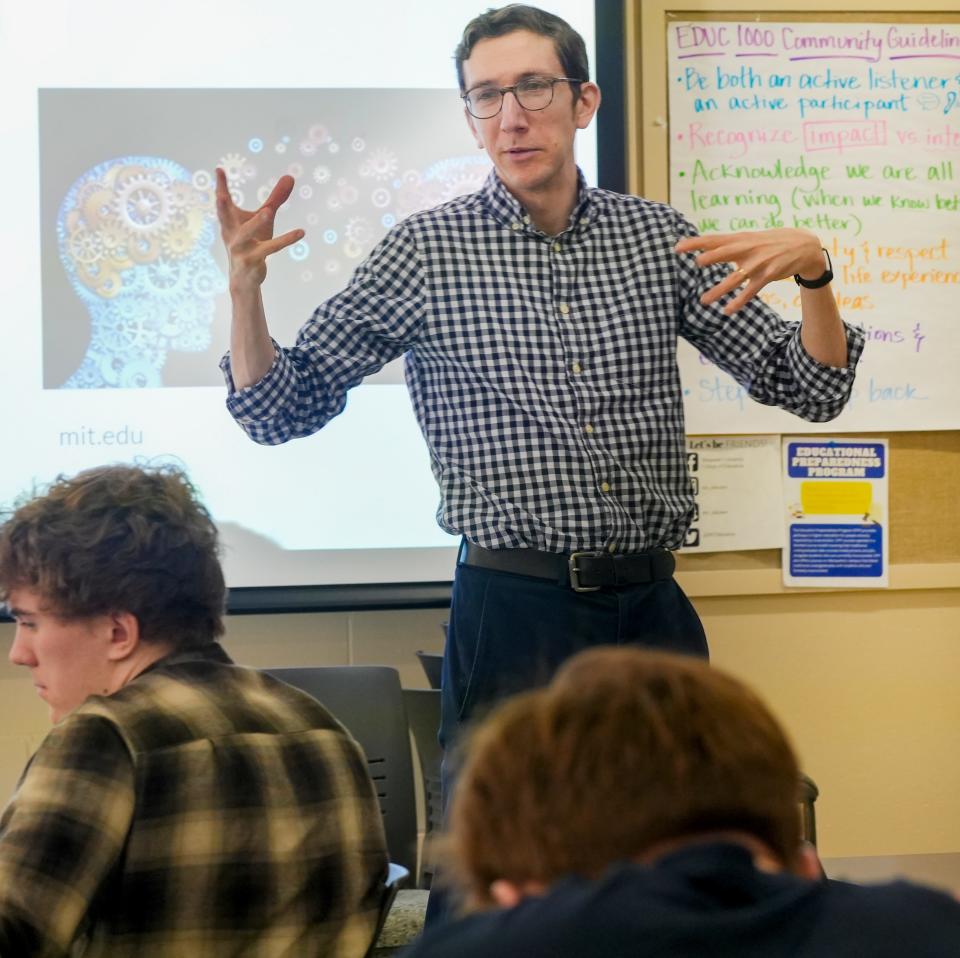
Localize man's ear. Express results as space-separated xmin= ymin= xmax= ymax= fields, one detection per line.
xmin=489 ymin=878 xmax=547 ymax=909
xmin=464 ymin=107 xmax=485 ymax=149
xmin=795 ymin=841 xmax=826 ymax=881
xmin=105 ymin=610 xmax=141 ymax=662
xmin=574 ymin=81 xmax=602 ymax=130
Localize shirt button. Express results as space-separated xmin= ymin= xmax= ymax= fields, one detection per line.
xmin=600 ymin=481 xmax=611 ymax=493
xmin=584 ymin=423 xmax=594 ymax=434
xmin=553 ymin=242 xmax=562 ymax=252
xmin=571 ymin=362 xmax=582 ymax=374
xmin=523 ymin=215 xmax=531 ymax=224
xmin=511 ymin=221 xmax=521 ymax=230
xmin=558 ymin=303 xmax=570 ymax=315
xmin=607 ymin=543 xmax=617 ymax=554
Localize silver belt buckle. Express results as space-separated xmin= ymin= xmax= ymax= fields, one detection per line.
xmin=568 ymin=551 xmax=604 ymax=593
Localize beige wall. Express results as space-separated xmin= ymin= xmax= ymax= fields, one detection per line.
xmin=2 ymin=587 xmax=958 ymax=865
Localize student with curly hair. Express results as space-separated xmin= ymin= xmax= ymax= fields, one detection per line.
xmin=0 ymin=464 xmax=387 ymax=957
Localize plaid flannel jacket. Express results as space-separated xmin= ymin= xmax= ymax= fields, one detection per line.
xmin=223 ymin=171 xmax=864 ymax=553
xmin=0 ymin=644 xmax=388 ymax=957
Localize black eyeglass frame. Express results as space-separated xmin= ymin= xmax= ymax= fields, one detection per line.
xmin=461 ymin=75 xmax=585 ymax=119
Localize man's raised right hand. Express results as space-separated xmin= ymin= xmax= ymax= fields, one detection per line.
xmin=215 ymin=169 xmax=304 ymax=293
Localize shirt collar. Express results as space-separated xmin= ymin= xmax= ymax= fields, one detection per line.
xmin=480 ymin=167 xmax=596 ymax=236
xmin=142 ymin=641 xmax=235 ymax=676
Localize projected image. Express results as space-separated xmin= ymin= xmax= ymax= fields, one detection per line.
xmin=39 ymin=89 xmax=489 ymax=389
xmin=56 ymin=157 xmax=224 ymax=388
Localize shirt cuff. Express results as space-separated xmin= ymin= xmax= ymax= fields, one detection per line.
xmin=785 ymin=320 xmax=865 ymax=400
xmin=220 ymin=341 xmax=295 ymax=422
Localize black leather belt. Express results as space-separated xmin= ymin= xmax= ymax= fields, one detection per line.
xmin=461 ymin=541 xmax=676 ymax=593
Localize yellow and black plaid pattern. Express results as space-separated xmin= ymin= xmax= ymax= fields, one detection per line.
xmin=0 ymin=645 xmax=388 ymax=957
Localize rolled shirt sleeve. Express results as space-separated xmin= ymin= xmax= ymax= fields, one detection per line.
xmin=673 ymin=212 xmax=864 ymax=423
xmin=220 ymin=221 xmax=426 ymax=445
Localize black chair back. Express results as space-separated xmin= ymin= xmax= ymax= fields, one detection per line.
xmin=402 ymin=688 xmax=442 ymax=886
xmin=415 ymin=650 xmax=443 ymax=690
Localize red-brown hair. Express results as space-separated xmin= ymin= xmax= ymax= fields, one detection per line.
xmin=447 ymin=647 xmax=802 ymax=907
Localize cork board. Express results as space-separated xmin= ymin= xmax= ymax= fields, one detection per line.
xmin=675 ymin=430 xmax=960 ymax=572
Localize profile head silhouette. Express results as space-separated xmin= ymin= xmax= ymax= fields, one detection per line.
xmin=57 ymin=156 xmax=226 ymax=388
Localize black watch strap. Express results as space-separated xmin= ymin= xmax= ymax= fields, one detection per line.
xmin=794 ymin=247 xmax=833 ymax=289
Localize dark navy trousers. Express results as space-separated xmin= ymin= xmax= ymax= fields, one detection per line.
xmin=426 ymin=556 xmax=707 ymax=923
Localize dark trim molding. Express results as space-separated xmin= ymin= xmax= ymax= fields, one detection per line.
xmin=226 ymin=581 xmax=453 ymax=615
xmin=596 ymin=0 xmax=627 ymax=193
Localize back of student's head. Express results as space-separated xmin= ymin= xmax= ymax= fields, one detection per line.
xmin=448 ymin=646 xmax=802 ymax=907
xmin=0 ymin=462 xmax=225 ymax=649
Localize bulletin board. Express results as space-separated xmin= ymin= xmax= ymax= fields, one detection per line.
xmin=628 ymin=2 xmax=960 ymax=586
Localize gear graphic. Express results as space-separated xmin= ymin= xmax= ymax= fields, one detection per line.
xmin=78 ymin=185 xmax=116 ymax=230
xmin=345 ymin=217 xmax=374 ymax=245
xmin=219 ymin=152 xmax=248 ymax=182
xmin=127 ymin=232 xmax=162 ymax=265
xmin=170 ymin=323 xmax=211 ymax=352
xmin=168 ymin=181 xmax=197 ymax=212
xmin=288 ymin=240 xmax=310 ymax=262
xmin=191 ymin=169 xmax=214 ymax=190
xmin=67 ymin=228 xmax=104 ymax=265
xmin=161 ymin=226 xmax=194 ymax=260
xmin=360 ymin=147 xmax=399 ymax=181
xmin=91 ymin=267 xmax=123 ymax=299
xmin=98 ymin=221 xmax=129 ymax=252
xmin=146 ymin=259 xmax=182 ymax=292
xmin=118 ymin=359 xmax=163 ymax=389
xmin=439 ymin=171 xmax=485 ymax=202
xmin=99 ymin=314 xmax=151 ymax=352
xmin=114 ymin=174 xmax=172 ymax=235
xmin=65 ymin=359 xmax=103 ymax=388
xmin=160 ymin=296 xmax=200 ymax=338
xmin=313 ymin=164 xmax=331 ymax=184
xmin=191 ymin=265 xmax=225 ymax=298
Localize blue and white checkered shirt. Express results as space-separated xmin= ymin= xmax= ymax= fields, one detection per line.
xmin=222 ymin=171 xmax=863 ymax=553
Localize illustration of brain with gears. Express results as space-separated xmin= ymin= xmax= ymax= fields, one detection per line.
xmin=57 ymin=156 xmax=226 ymax=388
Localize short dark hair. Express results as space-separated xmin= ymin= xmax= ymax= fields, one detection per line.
xmin=0 ymin=463 xmax=225 ymax=649
xmin=454 ymin=4 xmax=589 ymax=93
xmin=448 ymin=647 xmax=803 ymax=908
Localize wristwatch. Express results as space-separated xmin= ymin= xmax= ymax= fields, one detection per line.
xmin=794 ymin=247 xmax=833 ymax=289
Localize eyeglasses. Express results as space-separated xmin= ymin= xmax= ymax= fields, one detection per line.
xmin=461 ymin=75 xmax=583 ymax=119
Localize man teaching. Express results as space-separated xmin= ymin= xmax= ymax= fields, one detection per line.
xmin=217 ymin=2 xmax=862 ymax=785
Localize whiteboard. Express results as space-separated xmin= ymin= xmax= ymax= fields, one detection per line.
xmin=668 ymin=20 xmax=960 ymax=433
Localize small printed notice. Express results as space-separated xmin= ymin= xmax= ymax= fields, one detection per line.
xmin=681 ymin=435 xmax=783 ymax=552
xmin=782 ymin=438 xmax=889 ymax=587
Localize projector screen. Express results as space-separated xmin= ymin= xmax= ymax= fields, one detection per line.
xmin=0 ymin=0 xmax=610 ymax=600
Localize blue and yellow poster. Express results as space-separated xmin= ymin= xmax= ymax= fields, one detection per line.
xmin=783 ymin=438 xmax=889 ymax=587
